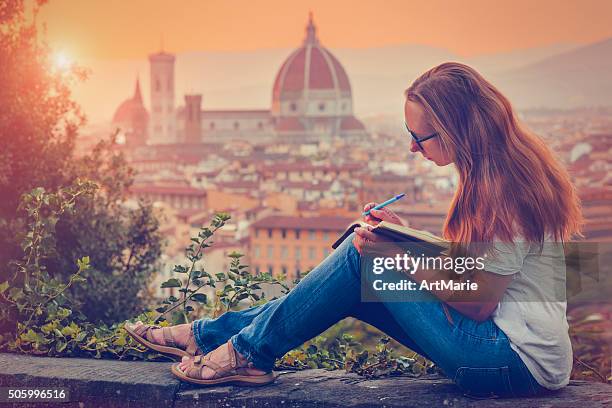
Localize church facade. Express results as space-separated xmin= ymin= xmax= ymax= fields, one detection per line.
xmin=112 ymin=14 xmax=367 ymax=146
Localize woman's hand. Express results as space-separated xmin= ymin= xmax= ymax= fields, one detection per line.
xmin=352 ymin=224 xmax=397 ymax=255
xmin=362 ymin=202 xmax=405 ymax=226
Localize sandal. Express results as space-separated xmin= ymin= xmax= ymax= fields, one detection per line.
xmin=124 ymin=321 xmax=202 ymax=359
xmin=171 ymin=340 xmax=276 ymax=386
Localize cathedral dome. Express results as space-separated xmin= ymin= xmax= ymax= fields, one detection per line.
xmin=113 ymin=79 xmax=149 ymax=126
xmin=271 ymin=13 xmax=353 ymax=118
xmin=113 ymin=78 xmax=149 ymax=146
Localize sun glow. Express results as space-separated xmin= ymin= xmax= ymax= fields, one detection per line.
xmin=52 ymin=51 xmax=72 ymax=71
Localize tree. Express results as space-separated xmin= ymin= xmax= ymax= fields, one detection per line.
xmin=0 ymin=0 xmax=162 ymax=324
xmin=0 ymin=0 xmax=83 ymax=269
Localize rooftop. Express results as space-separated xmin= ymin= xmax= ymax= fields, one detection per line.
xmin=251 ymin=215 xmax=357 ymax=231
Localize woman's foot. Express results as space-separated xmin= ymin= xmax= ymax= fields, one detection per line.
xmin=124 ymin=321 xmax=202 ymax=358
xmin=134 ymin=321 xmax=192 ymax=348
xmin=172 ymin=340 xmax=275 ymax=386
xmin=178 ymin=341 xmax=267 ymax=379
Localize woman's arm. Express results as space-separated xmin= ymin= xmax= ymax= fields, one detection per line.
xmin=408 ymin=265 xmax=513 ymax=321
xmin=354 ymin=223 xmax=514 ymax=322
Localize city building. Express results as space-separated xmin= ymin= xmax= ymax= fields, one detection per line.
xmin=112 ymin=13 xmax=367 ymax=146
xmin=248 ymin=215 xmax=357 ymax=279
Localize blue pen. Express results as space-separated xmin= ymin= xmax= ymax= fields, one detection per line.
xmin=362 ymin=193 xmax=406 ymax=216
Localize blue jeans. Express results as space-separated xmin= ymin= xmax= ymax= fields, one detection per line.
xmin=193 ymin=233 xmax=549 ymax=398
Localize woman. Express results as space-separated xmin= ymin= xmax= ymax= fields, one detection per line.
xmin=126 ymin=62 xmax=582 ymax=397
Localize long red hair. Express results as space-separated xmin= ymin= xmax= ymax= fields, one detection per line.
xmin=405 ymin=62 xmax=583 ymax=245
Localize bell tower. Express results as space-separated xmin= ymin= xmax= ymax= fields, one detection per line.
xmin=148 ymin=50 xmax=176 ymax=144
xmin=184 ymin=94 xmax=202 ymax=144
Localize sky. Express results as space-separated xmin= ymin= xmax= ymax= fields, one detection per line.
xmin=35 ymin=0 xmax=612 ymax=60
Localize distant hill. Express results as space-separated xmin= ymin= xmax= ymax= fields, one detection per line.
xmin=495 ymin=37 xmax=612 ymax=109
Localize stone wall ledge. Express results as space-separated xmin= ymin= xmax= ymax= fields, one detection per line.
xmin=0 ymin=353 xmax=610 ymax=407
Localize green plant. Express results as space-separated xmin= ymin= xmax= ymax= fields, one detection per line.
xmin=0 ymin=184 xmax=437 ymax=378
xmin=1 ymin=181 xmax=94 ymax=353
xmin=0 ymin=183 xmax=165 ymax=361
xmin=276 ymin=333 xmax=437 ymax=378
xmin=155 ymin=213 xmax=291 ymax=325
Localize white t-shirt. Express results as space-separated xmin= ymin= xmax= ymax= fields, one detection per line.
xmin=483 ymin=237 xmax=572 ymax=390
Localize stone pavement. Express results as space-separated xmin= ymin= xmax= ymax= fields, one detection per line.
xmin=0 ymin=353 xmax=610 ymax=407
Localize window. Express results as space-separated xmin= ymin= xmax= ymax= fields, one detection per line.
xmin=281 ymin=265 xmax=288 ymax=275
xmin=290 ymin=102 xmax=297 ymax=111
xmin=318 ymin=102 xmax=325 ymax=111
xmin=268 ymin=265 xmax=274 ymax=274
xmin=268 ymin=229 xmax=273 ymax=238
xmin=309 ymin=230 xmax=316 ymax=240
xmin=234 ymin=121 xmax=240 ymax=130
xmin=281 ymin=229 xmax=287 ymax=239
xmin=280 ymin=245 xmax=288 ymax=260
xmin=308 ymin=247 xmax=316 ymax=260
xmin=295 ymin=230 xmax=300 ymax=239
xmin=323 ymin=232 xmax=329 ymax=241
xmin=255 ymin=229 xmax=259 ymax=238
xmin=255 ymin=265 xmax=261 ymax=274
xmin=155 ymin=78 xmax=161 ymax=91
xmin=267 ymin=245 xmax=274 ymax=259
xmin=323 ymin=248 xmax=330 ymax=258
xmin=295 ymin=247 xmax=301 ymax=260
xmin=257 ymin=122 xmax=263 ymax=130
xmin=210 ymin=122 xmax=215 ymax=130
xmin=254 ymin=246 xmax=261 ymax=258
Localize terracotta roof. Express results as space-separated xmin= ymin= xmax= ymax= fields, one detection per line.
xmin=340 ymin=116 xmax=366 ymax=131
xmin=251 ymin=215 xmax=357 ymax=231
xmin=275 ymin=117 xmax=305 ymax=132
xmin=279 ymin=180 xmax=333 ymax=191
xmin=201 ymin=110 xmax=270 ymax=117
xmin=130 ymin=184 xmax=207 ymax=197
xmin=214 ymin=180 xmax=260 ymax=190
xmin=259 ymin=162 xmax=362 ymax=173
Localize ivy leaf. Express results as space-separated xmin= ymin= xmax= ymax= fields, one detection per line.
xmin=161 ymin=278 xmax=182 ymax=288
xmin=77 ymin=256 xmax=90 ymax=271
xmin=61 ymin=326 xmax=76 ymax=337
xmin=173 ymin=265 xmax=188 ymax=274
xmin=0 ymin=281 xmax=8 ymax=294
xmin=113 ymin=336 xmax=127 ymax=347
xmin=56 ymin=340 xmax=67 ymax=353
xmin=191 ymin=293 xmax=207 ymax=304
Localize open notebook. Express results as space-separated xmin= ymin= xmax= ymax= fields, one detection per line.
xmin=332 ymin=221 xmax=449 ymax=252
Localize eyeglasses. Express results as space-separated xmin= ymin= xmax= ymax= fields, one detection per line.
xmin=405 ymin=122 xmax=438 ymax=151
